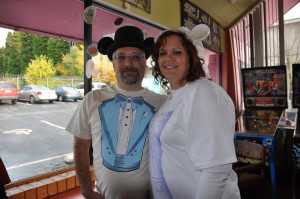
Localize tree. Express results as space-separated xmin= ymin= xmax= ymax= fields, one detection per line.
xmin=32 ymin=34 xmax=48 ymax=57
xmin=47 ymin=38 xmax=70 ymax=66
xmin=6 ymin=31 xmax=21 ymax=74
xmin=19 ymin=32 xmax=34 ymax=74
xmin=56 ymin=45 xmax=84 ymax=76
xmin=93 ymin=54 xmax=116 ymax=85
xmin=25 ymin=55 xmax=55 ymax=85
xmin=0 ymin=47 xmax=7 ymax=74
xmin=1 ymin=30 xmax=73 ymax=75
xmin=95 ymin=69 xmax=116 ymax=86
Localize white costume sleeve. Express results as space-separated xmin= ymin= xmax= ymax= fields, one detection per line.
xmin=66 ymin=95 xmax=92 ymax=139
xmin=195 ymin=164 xmax=232 ymax=199
xmin=184 ymin=86 xmax=237 ymax=169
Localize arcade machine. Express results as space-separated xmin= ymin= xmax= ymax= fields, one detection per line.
xmin=235 ymin=65 xmax=288 ymax=199
xmin=293 ymin=64 xmax=300 ymax=169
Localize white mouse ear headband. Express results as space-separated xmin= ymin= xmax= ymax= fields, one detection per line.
xmin=189 ymin=24 xmax=210 ymax=42
xmin=154 ymin=24 xmax=210 ymax=45
xmin=154 ymin=24 xmax=210 ymax=59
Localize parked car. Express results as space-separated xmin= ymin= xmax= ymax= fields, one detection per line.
xmin=74 ymin=82 xmax=107 ymax=99
xmin=0 ymin=81 xmax=18 ymax=104
xmin=52 ymin=86 xmax=81 ymax=102
xmin=17 ymin=85 xmax=57 ymax=104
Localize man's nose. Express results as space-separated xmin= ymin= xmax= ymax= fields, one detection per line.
xmin=124 ymin=56 xmax=133 ymax=65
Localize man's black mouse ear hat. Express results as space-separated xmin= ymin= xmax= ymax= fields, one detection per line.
xmin=98 ymin=26 xmax=154 ymax=61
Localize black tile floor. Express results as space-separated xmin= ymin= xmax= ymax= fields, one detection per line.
xmin=241 ymin=167 xmax=300 ymax=199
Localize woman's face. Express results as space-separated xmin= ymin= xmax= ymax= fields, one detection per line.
xmin=158 ymin=35 xmax=190 ymax=90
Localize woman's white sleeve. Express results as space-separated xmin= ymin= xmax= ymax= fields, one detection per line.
xmin=195 ymin=164 xmax=232 ymax=199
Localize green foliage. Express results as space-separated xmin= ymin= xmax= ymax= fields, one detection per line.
xmin=19 ymin=32 xmax=34 ymax=74
xmin=6 ymin=31 xmax=21 ymax=74
xmin=1 ymin=31 xmax=71 ymax=75
xmin=7 ymin=53 xmax=20 ymax=74
xmin=0 ymin=47 xmax=7 ymax=73
xmin=25 ymin=55 xmax=56 ymax=85
xmin=32 ymin=35 xmax=48 ymax=57
xmin=47 ymin=38 xmax=70 ymax=66
xmin=1 ymin=31 xmax=116 ymax=86
xmin=57 ymin=46 xmax=84 ymax=76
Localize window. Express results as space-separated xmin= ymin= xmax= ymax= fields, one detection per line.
xmin=0 ymin=3 xmax=164 ymax=183
xmin=230 ymin=0 xmax=300 ymax=113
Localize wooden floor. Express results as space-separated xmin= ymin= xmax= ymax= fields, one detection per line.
xmin=47 ymin=168 xmax=300 ymax=199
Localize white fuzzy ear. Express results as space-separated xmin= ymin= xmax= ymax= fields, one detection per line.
xmin=190 ymin=24 xmax=210 ymax=41
xmin=86 ymin=59 xmax=95 ymax=79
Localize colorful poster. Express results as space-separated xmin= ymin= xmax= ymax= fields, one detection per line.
xmin=137 ymin=0 xmax=151 ymax=13
xmin=122 ymin=0 xmax=151 ymax=13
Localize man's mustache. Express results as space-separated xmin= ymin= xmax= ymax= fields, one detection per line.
xmin=122 ymin=68 xmax=139 ymax=73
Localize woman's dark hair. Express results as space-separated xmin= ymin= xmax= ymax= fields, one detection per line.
xmin=152 ymin=30 xmax=206 ymax=91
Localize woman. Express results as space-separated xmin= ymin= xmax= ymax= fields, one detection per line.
xmin=149 ymin=28 xmax=240 ymax=199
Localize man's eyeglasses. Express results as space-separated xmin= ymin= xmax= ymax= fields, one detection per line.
xmin=113 ymin=54 xmax=145 ymax=62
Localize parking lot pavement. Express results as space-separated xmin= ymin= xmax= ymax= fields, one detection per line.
xmin=0 ymin=101 xmax=79 ymax=182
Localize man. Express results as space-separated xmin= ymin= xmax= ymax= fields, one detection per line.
xmin=66 ymin=26 xmax=166 ymax=199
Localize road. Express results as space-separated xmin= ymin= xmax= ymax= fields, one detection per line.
xmin=0 ymin=100 xmax=80 ymax=182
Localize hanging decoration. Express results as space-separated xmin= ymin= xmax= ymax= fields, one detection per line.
xmin=86 ymin=59 xmax=95 ymax=78
xmin=87 ymin=44 xmax=98 ymax=57
xmin=83 ymin=5 xmax=96 ymax=24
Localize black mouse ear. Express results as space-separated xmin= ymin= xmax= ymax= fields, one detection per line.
xmin=98 ymin=37 xmax=114 ymax=55
xmin=144 ymin=37 xmax=154 ymax=48
xmin=144 ymin=37 xmax=155 ymax=54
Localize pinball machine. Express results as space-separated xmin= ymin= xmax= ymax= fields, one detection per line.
xmin=235 ymin=65 xmax=288 ymax=199
xmin=293 ymin=64 xmax=300 ymax=169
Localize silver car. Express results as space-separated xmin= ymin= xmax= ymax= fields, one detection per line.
xmin=18 ymin=85 xmax=57 ymax=104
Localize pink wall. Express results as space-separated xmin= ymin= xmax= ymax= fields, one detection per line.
xmin=203 ymin=48 xmax=220 ymax=84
